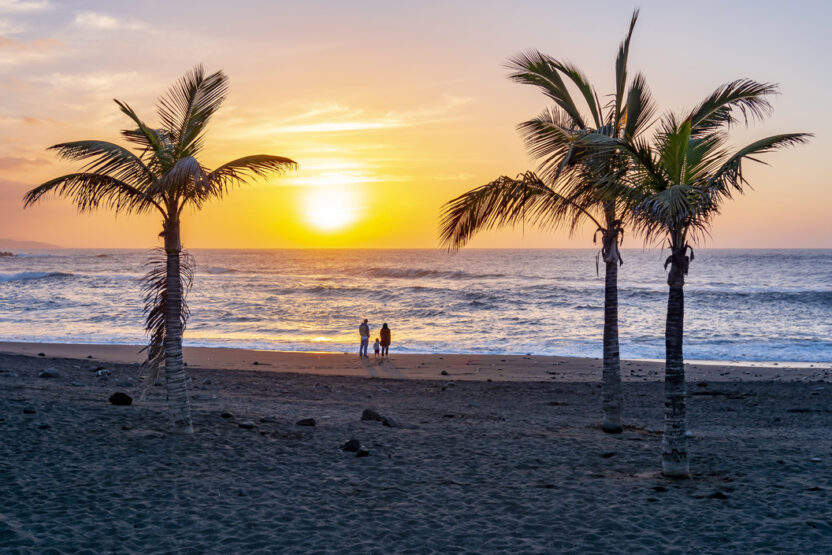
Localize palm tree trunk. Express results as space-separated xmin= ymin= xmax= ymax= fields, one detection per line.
xmin=601 ymin=244 xmax=623 ymax=433
xmin=662 ymin=251 xmax=688 ymax=477
xmin=163 ymin=219 xmax=193 ymax=434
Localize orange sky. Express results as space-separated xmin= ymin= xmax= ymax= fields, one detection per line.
xmin=0 ymin=1 xmax=829 ymax=249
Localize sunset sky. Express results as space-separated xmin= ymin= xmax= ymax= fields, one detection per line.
xmin=0 ymin=0 xmax=829 ymax=249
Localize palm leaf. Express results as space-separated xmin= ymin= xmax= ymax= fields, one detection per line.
xmin=207 ymin=155 xmax=298 ymax=198
xmin=23 ymin=173 xmax=160 ymax=215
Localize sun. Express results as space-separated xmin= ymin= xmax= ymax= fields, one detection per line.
xmin=302 ymin=184 xmax=360 ymax=232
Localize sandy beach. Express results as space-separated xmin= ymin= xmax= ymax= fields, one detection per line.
xmin=1 ymin=343 xmax=830 ymax=553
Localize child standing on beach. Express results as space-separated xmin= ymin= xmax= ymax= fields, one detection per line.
xmin=373 ymin=338 xmax=380 ymax=358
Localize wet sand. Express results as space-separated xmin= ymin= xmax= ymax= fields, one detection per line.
xmin=1 ymin=344 xmax=830 ymax=552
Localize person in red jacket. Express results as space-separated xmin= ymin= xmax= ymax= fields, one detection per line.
xmin=379 ymin=323 xmax=391 ymax=357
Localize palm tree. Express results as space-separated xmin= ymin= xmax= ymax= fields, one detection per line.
xmin=440 ymin=11 xmax=654 ymax=433
xmin=24 ymin=66 xmax=297 ymax=433
xmin=600 ymin=80 xmax=810 ymax=476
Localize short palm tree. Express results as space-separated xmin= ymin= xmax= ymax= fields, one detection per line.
xmin=602 ymin=80 xmax=810 ymax=476
xmin=24 ymin=66 xmax=297 ymax=433
xmin=440 ymin=11 xmax=653 ymax=432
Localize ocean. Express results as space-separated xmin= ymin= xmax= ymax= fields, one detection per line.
xmin=0 ymin=249 xmax=829 ymax=363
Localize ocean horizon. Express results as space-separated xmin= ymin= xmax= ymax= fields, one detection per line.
xmin=1 ymin=248 xmax=830 ymax=364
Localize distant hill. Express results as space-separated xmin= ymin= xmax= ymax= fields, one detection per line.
xmin=0 ymin=238 xmax=62 ymax=250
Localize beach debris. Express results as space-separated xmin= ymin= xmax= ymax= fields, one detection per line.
xmin=440 ymin=370 xmax=449 ymax=376
xmin=109 ymin=392 xmax=133 ymax=406
xmin=96 ymin=368 xmax=111 ymax=377
xmin=221 ymin=411 xmax=234 ymax=419
xmin=361 ymin=409 xmax=384 ymax=422
xmin=238 ymin=421 xmax=256 ymax=429
xmin=23 ymin=407 xmax=36 ymax=414
xmin=259 ymin=416 xmax=277 ymax=423
xmin=296 ymin=418 xmax=316 ymax=427
xmin=38 ymin=368 xmax=59 ymax=379
xmin=382 ymin=416 xmax=399 ymax=428
xmin=342 ymin=438 xmax=361 ymax=452
xmin=356 ymin=449 xmax=370 ymax=458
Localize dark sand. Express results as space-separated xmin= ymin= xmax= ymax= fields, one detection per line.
xmin=1 ymin=345 xmax=830 ymax=553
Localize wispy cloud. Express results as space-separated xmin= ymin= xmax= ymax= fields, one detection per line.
xmin=433 ymin=173 xmax=474 ymax=181
xmin=0 ymin=17 xmax=24 ymax=35
xmin=0 ymin=36 xmax=61 ymax=66
xmin=0 ymin=0 xmax=52 ymax=13
xmin=34 ymin=71 xmax=141 ymax=91
xmin=74 ymin=11 xmax=145 ymax=31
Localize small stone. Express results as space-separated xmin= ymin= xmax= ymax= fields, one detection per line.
xmin=23 ymin=408 xmax=36 ymax=414
xmin=202 ymin=378 xmax=212 ymax=385
xmin=382 ymin=416 xmax=398 ymax=428
xmin=116 ymin=381 xmax=132 ymax=388
xmin=361 ymin=409 xmax=384 ymax=422
xmin=220 ymin=411 xmax=234 ymax=419
xmin=652 ymin=486 xmax=668 ymax=493
xmin=238 ymin=421 xmax=256 ymax=429
xmin=253 ymin=361 xmax=259 ymax=365
xmin=810 ymin=457 xmax=821 ymax=463
xmin=601 ymin=452 xmax=616 ymax=459
xmin=37 ymin=352 xmax=45 ymax=357
xmin=122 ymin=425 xmax=132 ymax=431
xmin=70 ymin=381 xmax=83 ymax=387
xmin=259 ymin=416 xmax=277 ymax=423
xmin=86 ymin=355 xmax=93 ymax=359
xmin=342 ymin=438 xmax=361 ymax=452
xmin=108 ymin=392 xmax=132 ymax=406
xmin=37 ymin=424 xmax=51 ymax=430
xmin=356 ymin=449 xmax=370 ymax=458
xmin=96 ymin=369 xmax=111 ymax=377
xmin=38 ymin=368 xmax=59 ymax=379
xmin=296 ymin=418 xmax=316 ymax=427
xmin=440 ymin=370 xmax=449 ymax=376
xmin=708 ymin=491 xmax=729 ymax=500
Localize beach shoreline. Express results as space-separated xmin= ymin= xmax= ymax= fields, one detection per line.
xmin=1 ymin=340 xmax=830 ymax=383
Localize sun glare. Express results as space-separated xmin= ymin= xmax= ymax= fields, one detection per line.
xmin=302 ymin=184 xmax=360 ymax=232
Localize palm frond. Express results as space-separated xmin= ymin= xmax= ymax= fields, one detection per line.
xmin=23 ymin=173 xmax=160 ymax=214
xmin=207 ymin=155 xmax=298 ymax=198
xmin=439 ymin=171 xmax=602 ymax=250
xmin=156 ymin=64 xmax=229 ymax=157
xmin=506 ymin=50 xmax=586 ymax=128
xmin=613 ymin=9 xmax=640 ymax=127
xmin=688 ymin=79 xmax=778 ymax=135
xmin=148 ymin=156 xmax=210 ymax=206
xmin=622 ymin=72 xmax=656 ymax=140
xmin=48 ymin=140 xmax=156 ymax=186
xmin=707 ymin=132 xmax=812 ymax=198
xmin=139 ymin=247 xmax=194 ymax=394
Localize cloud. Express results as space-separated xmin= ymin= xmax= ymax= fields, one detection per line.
xmin=74 ymin=11 xmax=145 ymax=31
xmin=235 ymin=95 xmax=472 ymax=138
xmin=34 ymin=71 xmax=141 ymax=91
xmin=0 ymin=17 xmax=24 ymax=35
xmin=0 ymin=155 xmax=46 ymax=170
xmin=0 ymin=0 xmax=52 ymax=12
xmin=0 ymin=36 xmax=61 ymax=66
xmin=433 ymin=173 xmax=474 ymax=181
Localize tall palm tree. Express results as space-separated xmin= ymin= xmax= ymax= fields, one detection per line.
xmin=440 ymin=11 xmax=653 ymax=433
xmin=598 ymin=80 xmax=810 ymax=476
xmin=24 ymin=66 xmax=297 ymax=433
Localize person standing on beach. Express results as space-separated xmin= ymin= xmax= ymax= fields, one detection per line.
xmin=379 ymin=323 xmax=391 ymax=358
xmin=358 ymin=319 xmax=370 ymax=357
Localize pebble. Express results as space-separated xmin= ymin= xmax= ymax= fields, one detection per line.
xmin=810 ymin=457 xmax=821 ymax=463
xmin=220 ymin=412 xmax=234 ymax=419
xmin=238 ymin=421 xmax=256 ymax=429
xmin=356 ymin=449 xmax=370 ymax=458
xmin=296 ymin=418 xmax=316 ymax=427
xmin=96 ymin=369 xmax=111 ymax=377
xmin=259 ymin=416 xmax=277 ymax=423
xmin=109 ymin=392 xmax=132 ymax=406
xmin=23 ymin=408 xmax=36 ymax=414
xmin=116 ymin=381 xmax=132 ymax=388
xmin=440 ymin=370 xmax=449 ymax=376
xmin=37 ymin=424 xmax=51 ymax=430
xmin=361 ymin=409 xmax=384 ymax=422
xmin=37 ymin=352 xmax=45 ymax=357
xmin=382 ymin=416 xmax=399 ymax=428
xmin=202 ymin=378 xmax=212 ymax=385
xmin=342 ymin=438 xmax=361 ymax=452
xmin=38 ymin=368 xmax=59 ymax=379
